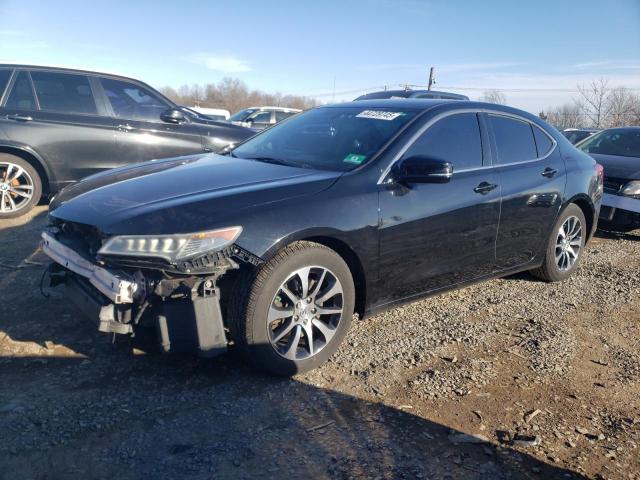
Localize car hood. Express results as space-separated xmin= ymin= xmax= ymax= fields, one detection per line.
xmin=49 ymin=153 xmax=341 ymax=234
xmin=589 ymin=153 xmax=640 ymax=180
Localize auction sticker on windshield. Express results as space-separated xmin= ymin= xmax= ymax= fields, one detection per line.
xmin=356 ymin=110 xmax=404 ymax=121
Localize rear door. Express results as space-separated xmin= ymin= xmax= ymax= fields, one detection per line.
xmin=377 ymin=112 xmax=500 ymax=306
xmin=98 ymin=77 xmax=204 ymax=164
xmin=0 ymin=69 xmax=118 ymax=186
xmin=486 ymin=113 xmax=565 ymax=269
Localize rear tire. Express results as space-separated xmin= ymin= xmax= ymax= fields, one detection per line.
xmin=0 ymin=154 xmax=42 ymax=219
xmin=229 ymin=241 xmax=355 ymax=376
xmin=530 ymin=203 xmax=586 ymax=282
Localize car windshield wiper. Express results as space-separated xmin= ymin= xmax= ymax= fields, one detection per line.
xmin=240 ymin=156 xmax=301 ymax=168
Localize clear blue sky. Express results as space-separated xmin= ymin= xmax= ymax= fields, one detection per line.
xmin=1 ymin=0 xmax=639 ymax=112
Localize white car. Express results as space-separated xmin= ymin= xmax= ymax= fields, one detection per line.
xmin=228 ymin=106 xmax=301 ymax=130
xmin=188 ymin=107 xmax=231 ymax=121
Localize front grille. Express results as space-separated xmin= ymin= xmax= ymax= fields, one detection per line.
xmin=603 ymin=177 xmax=626 ymax=194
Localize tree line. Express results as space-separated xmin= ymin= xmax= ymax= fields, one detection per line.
xmin=540 ymin=79 xmax=640 ymax=131
xmin=160 ymin=77 xmax=319 ymax=115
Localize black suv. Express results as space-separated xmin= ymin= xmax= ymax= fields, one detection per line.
xmin=0 ymin=65 xmax=254 ymax=218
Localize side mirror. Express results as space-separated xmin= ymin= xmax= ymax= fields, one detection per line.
xmin=160 ymin=108 xmax=187 ymax=124
xmin=391 ymin=156 xmax=453 ymax=184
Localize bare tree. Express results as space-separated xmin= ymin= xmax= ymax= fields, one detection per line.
xmin=543 ymin=103 xmax=584 ymax=131
xmin=479 ymin=89 xmax=507 ymax=105
xmin=576 ymin=78 xmax=612 ymax=128
xmin=605 ymin=87 xmax=639 ymax=128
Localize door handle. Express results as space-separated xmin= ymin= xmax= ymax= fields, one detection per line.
xmin=541 ymin=167 xmax=558 ymax=178
xmin=116 ymin=124 xmax=136 ymax=132
xmin=7 ymin=114 xmax=33 ymax=122
xmin=474 ymin=182 xmax=498 ymax=195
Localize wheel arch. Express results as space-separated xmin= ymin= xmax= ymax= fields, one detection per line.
xmin=564 ymin=194 xmax=596 ymax=242
xmin=257 ymin=229 xmax=368 ymax=319
xmin=0 ymin=144 xmax=52 ymax=195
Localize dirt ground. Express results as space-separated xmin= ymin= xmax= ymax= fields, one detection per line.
xmin=0 ymin=206 xmax=639 ymax=480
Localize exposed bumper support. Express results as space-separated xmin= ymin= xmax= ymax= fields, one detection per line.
xmin=41 ymin=232 xmax=138 ymax=304
xmin=601 ymin=193 xmax=640 ymax=214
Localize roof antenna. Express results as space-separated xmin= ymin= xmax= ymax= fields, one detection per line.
xmin=427 ymin=66 xmax=435 ymax=91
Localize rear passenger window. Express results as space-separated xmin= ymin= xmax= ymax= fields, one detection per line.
xmin=405 ymin=113 xmax=483 ymax=170
xmin=0 ymin=69 xmax=12 ymax=101
xmin=489 ymin=115 xmax=537 ymax=164
xmin=5 ymin=71 xmax=36 ymax=110
xmin=275 ymin=111 xmax=294 ymax=122
xmin=31 ymin=71 xmax=97 ymax=114
xmin=532 ymin=126 xmax=553 ymax=157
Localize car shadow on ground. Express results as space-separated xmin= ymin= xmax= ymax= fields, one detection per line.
xmin=0 ymin=353 xmax=588 ymax=480
xmin=595 ymin=227 xmax=639 ymax=242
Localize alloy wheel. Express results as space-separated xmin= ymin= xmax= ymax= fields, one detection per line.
xmin=555 ymin=215 xmax=582 ymax=272
xmin=0 ymin=162 xmax=35 ymax=214
xmin=267 ymin=266 xmax=344 ymax=361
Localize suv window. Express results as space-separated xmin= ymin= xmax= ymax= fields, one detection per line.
xmin=100 ymin=78 xmax=169 ymax=122
xmin=404 ymin=113 xmax=483 ymax=170
xmin=275 ymin=111 xmax=295 ymax=122
xmin=250 ymin=111 xmax=272 ymax=125
xmin=533 ymin=126 xmax=553 ymax=157
xmin=5 ymin=71 xmax=36 ymax=110
xmin=489 ymin=115 xmax=537 ymax=164
xmin=31 ymin=71 xmax=97 ymax=114
xmin=0 ymin=69 xmax=12 ymax=102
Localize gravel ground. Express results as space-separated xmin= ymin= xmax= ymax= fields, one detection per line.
xmin=0 ymin=206 xmax=639 ymax=479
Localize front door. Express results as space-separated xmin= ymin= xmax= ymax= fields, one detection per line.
xmin=377 ymin=112 xmax=500 ymax=307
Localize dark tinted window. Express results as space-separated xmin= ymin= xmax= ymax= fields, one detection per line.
xmin=5 ymin=71 xmax=36 ymax=110
xmin=405 ymin=113 xmax=483 ymax=170
xmin=275 ymin=111 xmax=295 ymax=122
xmin=101 ymin=78 xmax=169 ymax=122
xmin=31 ymin=71 xmax=97 ymax=114
xmin=250 ymin=111 xmax=272 ymax=124
xmin=489 ymin=115 xmax=537 ymax=164
xmin=0 ymin=69 xmax=12 ymax=101
xmin=533 ymin=126 xmax=553 ymax=156
xmin=578 ymin=129 xmax=640 ymax=158
xmin=228 ymin=108 xmax=256 ymax=122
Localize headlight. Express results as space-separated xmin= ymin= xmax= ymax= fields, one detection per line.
xmin=98 ymin=226 xmax=242 ymax=262
xmin=621 ymin=180 xmax=640 ymax=198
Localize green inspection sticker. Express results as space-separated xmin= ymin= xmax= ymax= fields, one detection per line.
xmin=343 ymin=153 xmax=367 ymax=165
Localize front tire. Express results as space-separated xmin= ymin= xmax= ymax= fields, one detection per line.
xmin=230 ymin=241 xmax=355 ymax=376
xmin=530 ymin=204 xmax=587 ymax=282
xmin=0 ymin=154 xmax=42 ymax=219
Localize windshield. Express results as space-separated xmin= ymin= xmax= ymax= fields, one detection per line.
xmin=231 ymin=106 xmax=419 ymax=171
xmin=578 ymin=129 xmax=640 ymax=158
xmin=228 ymin=108 xmax=257 ymax=122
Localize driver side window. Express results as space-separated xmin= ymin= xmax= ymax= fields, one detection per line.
xmin=404 ymin=113 xmax=483 ymax=170
xmin=100 ymin=78 xmax=169 ymax=123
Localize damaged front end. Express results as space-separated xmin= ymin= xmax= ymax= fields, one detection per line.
xmin=41 ymin=220 xmax=261 ymax=357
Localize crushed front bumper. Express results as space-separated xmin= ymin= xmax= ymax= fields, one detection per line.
xmin=41 ymin=231 xmax=230 ymax=357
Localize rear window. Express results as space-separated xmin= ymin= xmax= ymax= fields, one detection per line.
xmin=533 ymin=126 xmax=554 ymax=156
xmin=0 ymin=69 xmax=12 ymax=101
xmin=31 ymin=71 xmax=97 ymax=114
xmin=5 ymin=71 xmax=36 ymax=111
xmin=489 ymin=115 xmax=537 ymax=164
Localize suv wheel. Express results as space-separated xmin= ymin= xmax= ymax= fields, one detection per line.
xmin=530 ymin=203 xmax=586 ymax=282
xmin=230 ymin=241 xmax=355 ymax=376
xmin=0 ymin=154 xmax=42 ymax=218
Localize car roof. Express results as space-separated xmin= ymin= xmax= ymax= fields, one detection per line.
xmin=323 ymin=98 xmax=470 ymax=110
xmin=247 ymin=106 xmax=302 ymax=112
xmin=355 ymin=89 xmax=469 ymax=100
xmin=0 ymin=63 xmax=147 ymax=85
